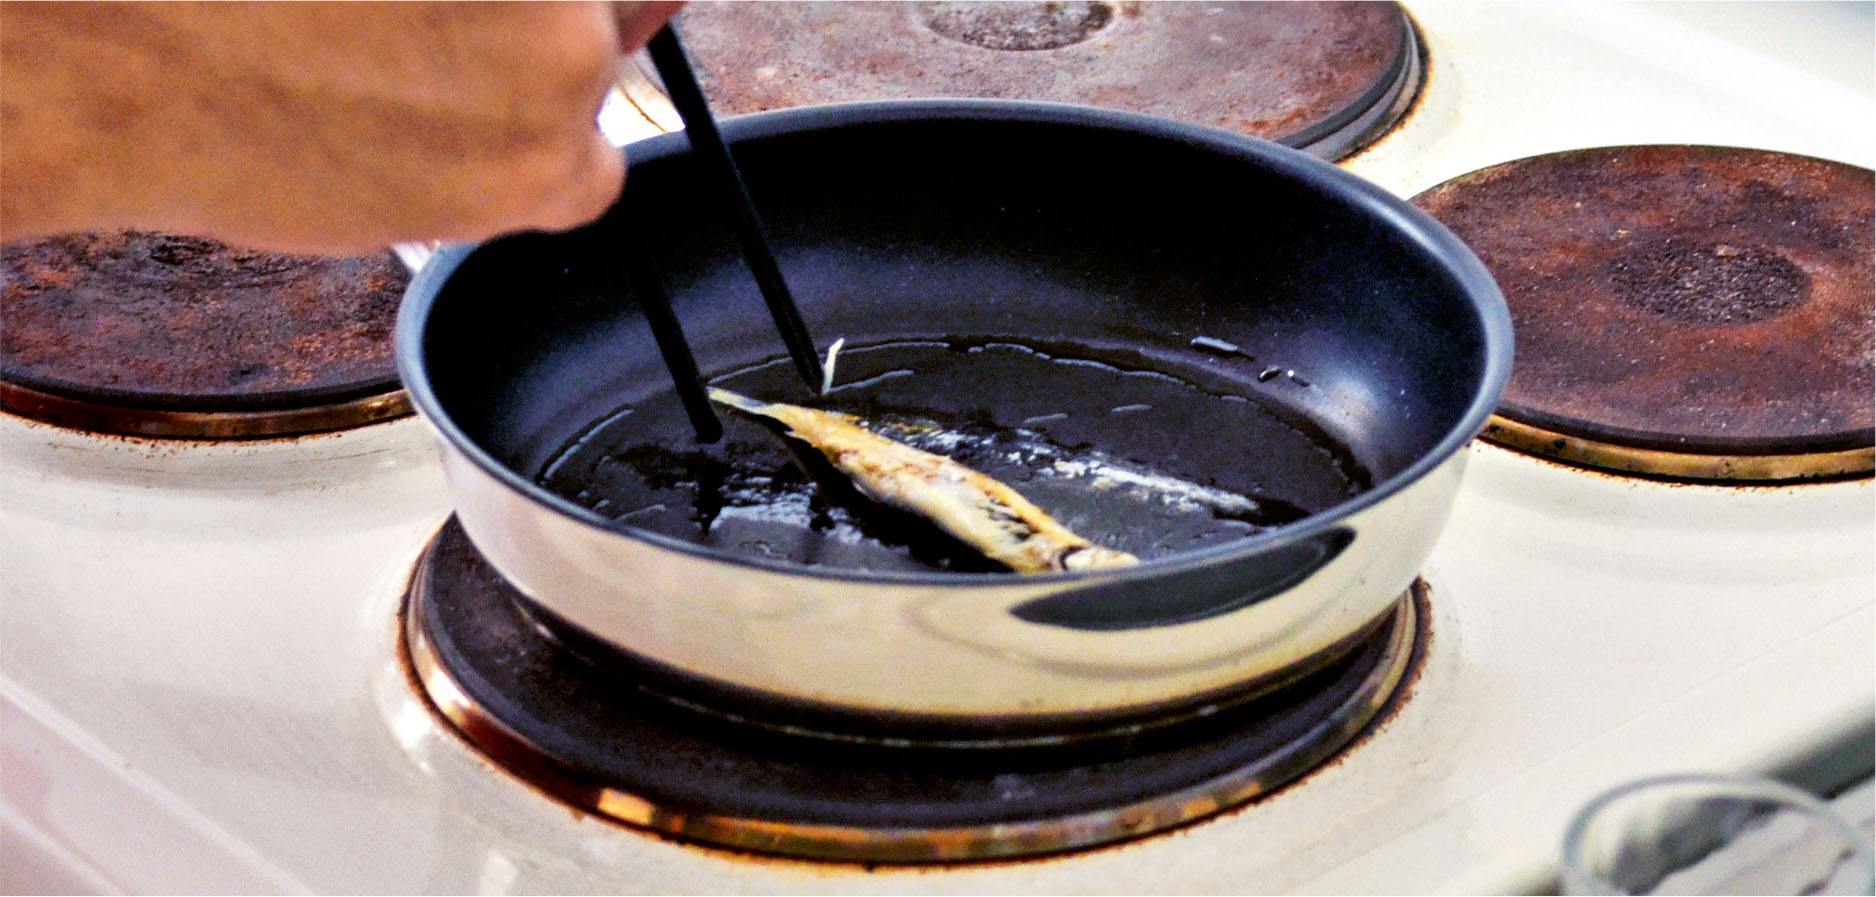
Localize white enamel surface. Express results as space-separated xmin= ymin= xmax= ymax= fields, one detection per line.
xmin=3 ymin=2 xmax=1872 ymax=893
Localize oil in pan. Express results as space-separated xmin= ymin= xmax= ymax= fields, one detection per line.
xmin=536 ymin=339 xmax=1369 ymax=574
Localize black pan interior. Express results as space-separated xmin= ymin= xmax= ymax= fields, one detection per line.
xmin=409 ymin=103 xmax=1495 ymax=575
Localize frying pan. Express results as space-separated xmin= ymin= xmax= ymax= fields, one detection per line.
xmin=398 ymin=101 xmax=1510 ymax=738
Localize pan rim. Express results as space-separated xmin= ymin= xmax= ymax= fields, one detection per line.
xmin=397 ymin=98 xmax=1512 ymax=589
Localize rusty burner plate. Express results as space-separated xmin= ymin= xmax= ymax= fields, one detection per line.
xmin=0 ymin=230 xmax=412 ymax=438
xmin=1412 ymin=146 xmax=1874 ymax=481
xmin=402 ymin=517 xmax=1426 ymax=863
xmin=639 ymin=1 xmax=1421 ymax=161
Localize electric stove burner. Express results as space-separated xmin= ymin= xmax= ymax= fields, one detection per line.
xmin=0 ymin=230 xmax=411 ymax=438
xmin=628 ymin=1 xmax=1422 ymax=161
xmin=1412 ymin=146 xmax=1874 ymax=481
xmin=402 ymin=518 xmax=1426 ymax=863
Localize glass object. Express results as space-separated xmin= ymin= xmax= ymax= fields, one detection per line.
xmin=1562 ymin=774 xmax=1875 ymax=895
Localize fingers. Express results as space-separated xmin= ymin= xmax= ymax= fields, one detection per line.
xmin=435 ymin=2 xmax=676 ymax=246
xmin=0 ymin=2 xmax=651 ymax=255
xmin=453 ymin=2 xmax=632 ymax=241
xmin=491 ymin=130 xmax=629 ymax=242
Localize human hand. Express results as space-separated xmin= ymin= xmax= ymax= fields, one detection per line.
xmin=0 ymin=2 xmax=681 ymax=254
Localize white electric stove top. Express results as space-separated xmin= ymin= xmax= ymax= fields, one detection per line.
xmin=4 ymin=2 xmax=1872 ymax=893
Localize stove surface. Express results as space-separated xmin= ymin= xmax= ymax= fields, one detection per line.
xmin=4 ymin=2 xmax=1872 ymax=893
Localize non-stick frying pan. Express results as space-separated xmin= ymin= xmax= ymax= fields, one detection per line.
xmin=398 ymin=100 xmax=1510 ymax=738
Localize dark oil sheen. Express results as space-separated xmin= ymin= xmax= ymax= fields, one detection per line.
xmin=536 ymin=339 xmax=1368 ymax=574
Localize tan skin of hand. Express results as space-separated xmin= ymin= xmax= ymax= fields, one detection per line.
xmin=0 ymin=2 xmax=682 ymax=254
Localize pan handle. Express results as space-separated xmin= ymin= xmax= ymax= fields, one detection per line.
xmin=1008 ymin=527 xmax=1355 ymax=631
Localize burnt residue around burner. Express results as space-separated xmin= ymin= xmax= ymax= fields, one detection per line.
xmin=918 ymin=1 xmax=1115 ymax=51
xmin=1609 ymin=240 xmax=1809 ymax=325
xmin=537 ymin=339 xmax=1363 ymax=575
xmin=1412 ymin=146 xmax=1873 ymax=456
xmin=0 ymin=230 xmax=408 ymax=409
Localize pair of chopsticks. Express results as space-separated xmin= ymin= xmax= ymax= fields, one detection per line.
xmin=632 ymin=26 xmax=824 ymax=444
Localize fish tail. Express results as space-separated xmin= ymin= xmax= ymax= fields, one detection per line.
xmin=706 ymin=387 xmax=771 ymax=416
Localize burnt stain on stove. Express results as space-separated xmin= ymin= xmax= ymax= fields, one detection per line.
xmin=1412 ymin=146 xmax=1874 ymax=459
xmin=1327 ymin=10 xmax=1432 ymax=166
xmin=918 ymin=1 xmax=1117 ymax=51
xmin=1476 ymin=435 xmax=1875 ymax=488
xmin=1607 ymin=240 xmax=1808 ymax=325
xmin=0 ymin=230 xmax=408 ymax=411
xmin=672 ymin=1 xmax=1414 ymax=156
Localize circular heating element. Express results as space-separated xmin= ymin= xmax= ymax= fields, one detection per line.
xmin=403 ymin=518 xmax=1425 ymax=863
xmin=0 ymin=230 xmax=412 ymax=438
xmin=637 ymin=1 xmax=1422 ymax=161
xmin=1411 ymin=147 xmax=1874 ymax=481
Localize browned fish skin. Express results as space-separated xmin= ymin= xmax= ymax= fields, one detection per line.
xmin=709 ymin=388 xmax=1140 ymax=574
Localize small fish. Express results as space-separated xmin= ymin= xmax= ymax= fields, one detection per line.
xmin=708 ymin=388 xmax=1140 ymax=574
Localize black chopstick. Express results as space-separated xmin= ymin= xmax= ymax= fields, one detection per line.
xmin=627 ymin=243 xmax=722 ymax=444
xmin=646 ymin=25 xmax=826 ymax=394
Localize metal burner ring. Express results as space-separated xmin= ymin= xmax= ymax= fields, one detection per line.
xmin=0 ymin=380 xmax=413 ymax=439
